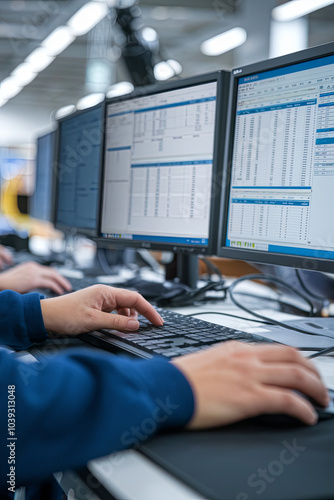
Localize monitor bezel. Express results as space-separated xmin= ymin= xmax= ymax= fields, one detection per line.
xmin=97 ymin=71 xmax=230 ymax=255
xmin=30 ymin=129 xmax=57 ymax=223
xmin=53 ymin=101 xmax=105 ymax=238
xmin=218 ymin=41 xmax=334 ymax=274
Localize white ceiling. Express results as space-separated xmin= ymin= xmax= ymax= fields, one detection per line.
xmin=1 ymin=0 xmax=334 ymax=145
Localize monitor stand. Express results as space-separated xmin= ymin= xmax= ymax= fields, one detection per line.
xmin=166 ymin=253 xmax=199 ymax=289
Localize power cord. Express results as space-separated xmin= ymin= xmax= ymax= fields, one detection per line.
xmin=171 ymin=275 xmax=334 ymax=356
xmin=227 ymin=274 xmax=334 ymax=339
xmin=229 ymin=290 xmax=314 ymax=312
xmin=156 ymin=270 xmax=316 ymax=311
xmin=184 ymin=311 xmax=272 ymax=325
xmin=199 ymin=257 xmax=225 ymax=282
xmin=97 ymin=248 xmax=116 ymax=276
xmin=229 ymin=273 xmax=316 ymax=312
xmin=136 ymin=249 xmax=164 ymax=276
xmin=295 ymin=269 xmax=330 ymax=317
xmin=156 ymin=280 xmax=228 ymax=307
xmin=307 ymin=346 xmax=334 ymax=359
xmin=186 ymin=311 xmax=334 ymax=353
xmin=295 ymin=268 xmax=327 ymax=300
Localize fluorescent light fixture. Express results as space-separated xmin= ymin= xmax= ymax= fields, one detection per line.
xmin=154 ymin=61 xmax=175 ymax=81
xmin=142 ymin=27 xmax=158 ymax=43
xmin=151 ymin=6 xmax=169 ymax=20
xmin=77 ymin=92 xmax=105 ymax=110
xmin=67 ymin=1 xmax=109 ymax=36
xmin=106 ymin=81 xmax=134 ymax=98
xmin=54 ymin=104 xmax=76 ymax=120
xmin=0 ymin=1 xmax=109 ymax=106
xmin=0 ymin=77 xmax=23 ymax=100
xmin=86 ymin=60 xmax=111 ymax=92
xmin=201 ymin=27 xmax=247 ymax=56
xmin=0 ymin=97 xmax=8 ymax=109
xmin=42 ymin=26 xmax=75 ymax=56
xmin=116 ymin=0 xmax=137 ymax=8
xmin=272 ymin=0 xmax=334 ymax=22
xmin=166 ymin=59 xmax=182 ymax=75
xmin=269 ymin=18 xmax=307 ymax=58
xmin=11 ymin=63 xmax=37 ymax=86
xmin=25 ymin=47 xmax=55 ymax=72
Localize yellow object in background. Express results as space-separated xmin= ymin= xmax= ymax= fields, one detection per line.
xmin=1 ymin=175 xmax=30 ymax=226
xmin=1 ymin=175 xmax=60 ymax=239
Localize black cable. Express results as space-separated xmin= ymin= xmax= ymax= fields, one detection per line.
xmin=136 ymin=249 xmax=164 ymax=276
xmin=229 ymin=292 xmax=320 ymax=337
xmin=156 ymin=280 xmax=228 ymax=307
xmin=185 ymin=312 xmax=334 ymax=352
xmin=199 ymin=257 xmax=225 ymax=282
xmin=232 ymin=290 xmax=311 ymax=312
xmin=295 ymin=268 xmax=326 ymax=301
xmin=230 ymin=274 xmax=317 ymax=313
xmin=184 ymin=311 xmax=272 ymax=325
xmin=97 ymin=248 xmax=116 ymax=276
xmin=307 ymin=346 xmax=334 ymax=359
xmin=227 ymin=274 xmax=334 ymax=339
xmin=158 ymin=271 xmax=315 ymax=310
xmin=156 ymin=270 xmax=318 ymax=316
xmin=295 ymin=268 xmax=330 ymax=317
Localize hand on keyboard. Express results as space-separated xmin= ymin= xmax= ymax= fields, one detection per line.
xmin=0 ymin=244 xmax=13 ymax=269
xmin=172 ymin=341 xmax=330 ymax=428
xmin=0 ymin=262 xmax=72 ymax=295
xmin=40 ymin=285 xmax=163 ymax=335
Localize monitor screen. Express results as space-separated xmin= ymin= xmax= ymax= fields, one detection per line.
xmin=99 ymin=72 xmax=229 ymax=254
xmin=54 ymin=103 xmax=104 ymax=237
xmin=30 ymin=130 xmax=56 ymax=222
xmin=219 ymin=42 xmax=334 ymax=273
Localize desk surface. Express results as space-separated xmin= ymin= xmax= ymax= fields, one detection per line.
xmin=59 ymin=401 xmax=334 ymax=500
xmin=53 ymin=291 xmax=334 ymax=500
xmin=137 ymin=418 xmax=334 ymax=500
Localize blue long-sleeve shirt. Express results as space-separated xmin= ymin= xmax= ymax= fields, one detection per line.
xmin=0 ymin=291 xmax=194 ymax=491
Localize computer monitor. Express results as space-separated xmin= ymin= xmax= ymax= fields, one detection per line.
xmin=54 ymin=103 xmax=104 ymax=237
xmin=99 ymin=71 xmax=230 ymax=260
xmin=218 ymin=41 xmax=334 ymax=274
xmin=30 ymin=130 xmax=56 ymax=222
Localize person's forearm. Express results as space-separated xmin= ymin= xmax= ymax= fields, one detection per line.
xmin=0 ymin=349 xmax=194 ymax=490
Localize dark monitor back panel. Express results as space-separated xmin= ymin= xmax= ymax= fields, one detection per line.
xmin=54 ymin=103 xmax=104 ymax=237
xmin=218 ymin=41 xmax=334 ymax=274
xmin=30 ymin=130 xmax=56 ymax=222
xmin=98 ymin=71 xmax=230 ymax=255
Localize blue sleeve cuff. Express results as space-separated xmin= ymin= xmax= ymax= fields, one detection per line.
xmin=22 ymin=293 xmax=48 ymax=344
xmin=0 ymin=290 xmax=47 ymax=349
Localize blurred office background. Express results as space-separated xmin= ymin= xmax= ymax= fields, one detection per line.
xmin=0 ymin=0 xmax=334 ymax=234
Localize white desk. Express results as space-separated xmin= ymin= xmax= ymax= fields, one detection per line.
xmin=56 ymin=287 xmax=334 ymax=500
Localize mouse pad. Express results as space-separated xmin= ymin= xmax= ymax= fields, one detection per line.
xmin=139 ymin=419 xmax=334 ymax=500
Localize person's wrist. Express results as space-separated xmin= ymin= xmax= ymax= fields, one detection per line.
xmin=40 ymin=299 xmax=57 ymax=333
xmin=0 ymin=277 xmax=9 ymax=291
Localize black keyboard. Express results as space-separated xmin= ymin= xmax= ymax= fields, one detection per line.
xmin=32 ymin=275 xmax=103 ymax=298
xmin=67 ymin=276 xmax=101 ymax=291
xmin=12 ymin=250 xmax=66 ymax=267
xmin=12 ymin=251 xmax=43 ymax=266
xmin=82 ymin=308 xmax=272 ymax=359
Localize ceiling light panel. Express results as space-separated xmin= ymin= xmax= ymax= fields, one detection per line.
xmin=201 ymin=27 xmax=247 ymax=56
xmin=67 ymin=1 xmax=109 ymax=36
xmin=272 ymin=0 xmax=334 ymax=22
